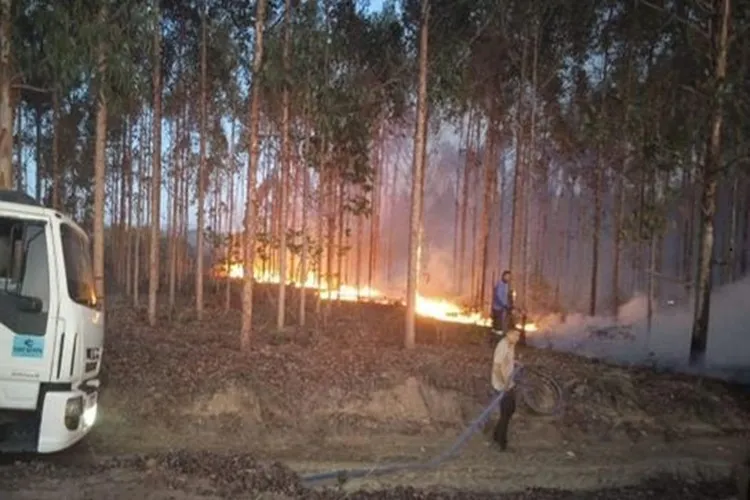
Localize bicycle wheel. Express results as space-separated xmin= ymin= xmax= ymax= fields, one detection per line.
xmin=518 ymin=367 xmax=564 ymax=416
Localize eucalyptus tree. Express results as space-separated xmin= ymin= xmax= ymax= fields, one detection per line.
xmin=241 ymin=0 xmax=269 ymax=349
xmin=0 ymin=0 xmax=11 ymax=188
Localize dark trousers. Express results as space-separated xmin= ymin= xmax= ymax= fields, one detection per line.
xmin=491 ymin=308 xmax=507 ymax=332
xmin=493 ymin=388 xmax=517 ymax=449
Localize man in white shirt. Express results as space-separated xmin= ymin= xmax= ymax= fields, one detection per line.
xmin=491 ymin=328 xmax=520 ymax=450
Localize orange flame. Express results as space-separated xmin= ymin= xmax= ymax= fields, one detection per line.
xmin=218 ymin=263 xmax=538 ymax=331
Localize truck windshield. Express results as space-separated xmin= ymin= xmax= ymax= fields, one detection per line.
xmin=60 ymin=224 xmax=96 ymax=309
xmin=0 ymin=216 xmax=50 ymax=335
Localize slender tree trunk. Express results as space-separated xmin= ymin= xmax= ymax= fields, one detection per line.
xmin=386 ymin=153 xmax=397 ymax=286
xmin=125 ymin=118 xmax=134 ymax=297
xmin=0 ymin=0 xmax=12 ymax=189
xmin=117 ymin=126 xmax=128 ymax=287
xmin=169 ymin=107 xmax=181 ymax=310
xmin=148 ymin=11 xmax=162 ymax=325
xmin=478 ymin=122 xmax=496 ymax=312
xmin=612 ymin=172 xmax=624 ymax=316
xmin=509 ymin=38 xmax=528 ymax=293
xmin=725 ymin=173 xmax=739 ymax=282
xmin=52 ymin=89 xmax=61 ymax=209
xmin=355 ymin=188 xmax=363 ymax=297
xmin=196 ymin=10 xmax=207 ymax=320
xmin=316 ymin=163 xmax=325 ymax=316
xmin=326 ymin=168 xmax=335 ymax=295
xmin=368 ymin=121 xmax=383 ymax=290
xmin=34 ymin=106 xmax=42 ymax=200
xmin=241 ymin=0 xmax=268 ymax=349
xmin=405 ymin=0 xmax=429 ymax=349
xmin=452 ymin=121 xmax=463 ymax=292
xmin=225 ymin=119 xmax=236 ymax=312
xmin=277 ymin=0 xmax=292 ymax=329
xmin=336 ymin=179 xmax=345 ymax=296
xmin=458 ymin=110 xmax=475 ymax=296
xmin=299 ymin=122 xmax=310 ymax=325
xmin=590 ymin=39 xmax=609 ymax=317
xmin=93 ymin=7 xmax=108 ymax=310
xmin=134 ymin=115 xmax=147 ymax=307
xmin=690 ymin=0 xmax=731 ymax=364
xmin=470 ymin=168 xmax=479 ymax=304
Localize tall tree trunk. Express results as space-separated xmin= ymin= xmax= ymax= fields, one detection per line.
xmin=405 ymin=0 xmax=429 ymax=349
xmin=299 ymin=122 xmax=310 ymax=325
xmin=368 ymin=121 xmax=383 ymax=290
xmin=134 ymin=114 xmax=147 ymax=307
xmin=336 ymin=179 xmax=345 ymax=296
xmin=93 ymin=6 xmax=108 ymax=310
xmin=277 ymin=0 xmax=292 ymax=329
xmin=386 ymin=153 xmax=397 ymax=286
xmin=34 ymin=106 xmax=41 ymax=200
xmin=148 ymin=10 xmax=162 ymax=325
xmin=725 ymin=173 xmax=739 ymax=282
xmin=12 ymin=83 xmax=19 ymax=190
xmin=356 ymin=189 xmax=363 ymax=296
xmin=125 ymin=118 xmax=134 ymax=297
xmin=690 ymin=0 xmax=731 ymax=365
xmin=118 ymin=125 xmax=128 ymax=287
xmin=458 ymin=110 xmax=475 ymax=295
xmin=590 ymin=36 xmax=609 ymax=317
xmin=478 ymin=122 xmax=496 ymax=312
xmin=509 ymin=38 xmax=528 ymax=296
xmin=452 ymin=120 xmax=463 ymax=292
xmin=52 ymin=89 xmax=61 ymax=209
xmin=241 ymin=0 xmax=268 ymax=349
xmin=612 ymin=172 xmax=623 ymax=317
xmin=225 ymin=118 xmax=236 ymax=312
xmin=196 ymin=9 xmax=207 ymax=320
xmin=169 ymin=107 xmax=181 ymax=310
xmin=316 ymin=162 xmax=325 ymax=316
xmin=0 ymin=0 xmax=12 ymax=189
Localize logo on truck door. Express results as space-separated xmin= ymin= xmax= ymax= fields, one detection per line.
xmin=11 ymin=334 xmax=45 ymax=358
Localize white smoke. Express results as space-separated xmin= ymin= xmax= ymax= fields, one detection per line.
xmin=528 ymin=276 xmax=750 ymax=383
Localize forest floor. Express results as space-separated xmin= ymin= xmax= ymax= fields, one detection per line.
xmin=1 ymin=286 xmax=749 ymax=499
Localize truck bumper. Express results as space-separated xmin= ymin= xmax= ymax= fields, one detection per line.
xmin=0 ymin=381 xmax=99 ymax=454
xmin=37 ymin=386 xmax=98 ymax=453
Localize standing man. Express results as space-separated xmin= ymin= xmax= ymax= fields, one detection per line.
xmin=491 ymin=270 xmax=513 ymax=335
xmin=491 ymin=327 xmax=520 ymax=450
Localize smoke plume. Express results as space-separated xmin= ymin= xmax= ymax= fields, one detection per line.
xmin=528 ymin=276 xmax=750 ymax=383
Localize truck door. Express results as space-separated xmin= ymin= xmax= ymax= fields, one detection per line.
xmin=0 ymin=215 xmax=59 ymax=410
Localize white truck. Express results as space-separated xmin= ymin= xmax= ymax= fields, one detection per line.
xmin=0 ymin=190 xmax=103 ymax=453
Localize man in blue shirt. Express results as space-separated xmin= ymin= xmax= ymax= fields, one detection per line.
xmin=491 ymin=270 xmax=512 ymax=335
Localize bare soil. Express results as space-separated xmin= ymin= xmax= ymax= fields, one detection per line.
xmin=1 ymin=287 xmax=748 ymax=499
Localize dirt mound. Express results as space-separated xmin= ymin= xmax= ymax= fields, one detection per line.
xmin=185 ymin=383 xmax=264 ymax=424
xmin=335 ymin=376 xmax=465 ymax=427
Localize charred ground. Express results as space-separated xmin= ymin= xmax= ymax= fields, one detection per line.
xmin=1 ymin=285 xmax=749 ymax=499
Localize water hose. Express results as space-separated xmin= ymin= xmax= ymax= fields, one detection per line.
xmin=301 ymin=366 xmax=523 ymax=487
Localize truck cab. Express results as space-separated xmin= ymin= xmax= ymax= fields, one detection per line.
xmin=0 ymin=190 xmax=103 ymax=453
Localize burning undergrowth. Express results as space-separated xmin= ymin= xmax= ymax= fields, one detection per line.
xmin=97 ymin=290 xmax=750 ymax=454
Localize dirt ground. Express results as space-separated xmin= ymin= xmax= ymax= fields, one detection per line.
xmin=1 ymin=288 xmax=749 ymax=499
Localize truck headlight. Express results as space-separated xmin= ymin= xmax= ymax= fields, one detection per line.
xmin=64 ymin=396 xmax=83 ymax=430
